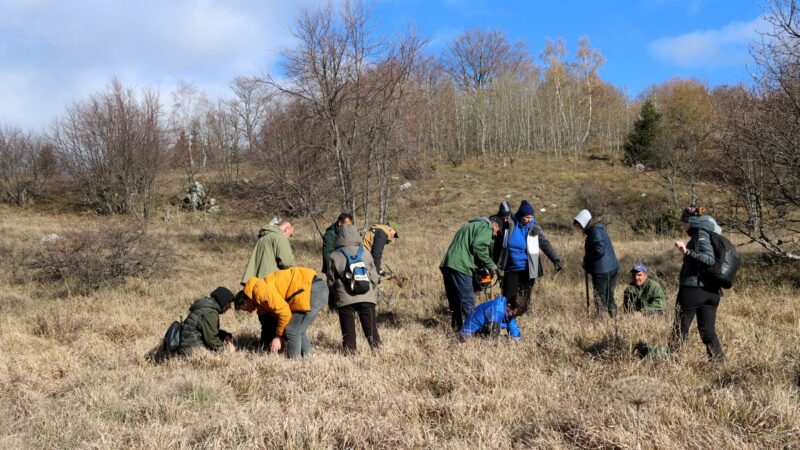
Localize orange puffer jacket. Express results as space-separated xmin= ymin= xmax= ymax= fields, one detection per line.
xmin=243 ymin=267 xmax=318 ymax=337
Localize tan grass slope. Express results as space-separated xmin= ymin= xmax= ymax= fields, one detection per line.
xmin=0 ymin=155 xmax=798 ymax=448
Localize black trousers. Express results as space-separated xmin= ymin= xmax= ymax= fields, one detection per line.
xmin=259 ymin=312 xmax=278 ymax=348
xmin=592 ymin=269 xmax=618 ymax=318
xmin=502 ymin=270 xmax=534 ymax=301
xmin=670 ymin=286 xmax=725 ymax=361
xmin=337 ymin=302 xmax=381 ymax=353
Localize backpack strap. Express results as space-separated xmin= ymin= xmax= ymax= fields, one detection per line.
xmin=355 ymin=246 xmax=364 ymax=260
xmin=285 ymin=288 xmax=305 ymax=303
xmin=336 ymin=248 xmax=354 ymax=260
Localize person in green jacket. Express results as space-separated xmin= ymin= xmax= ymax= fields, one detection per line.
xmin=178 ymin=287 xmax=235 ymax=355
xmin=622 ymin=263 xmax=666 ymax=315
xmin=241 ymin=220 xmax=295 ymax=283
xmin=321 ymin=213 xmax=353 ymax=274
xmin=241 ymin=219 xmax=295 ymax=347
xmin=440 ymin=216 xmax=502 ymax=331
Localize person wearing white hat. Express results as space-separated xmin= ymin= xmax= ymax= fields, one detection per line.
xmin=573 ymin=209 xmax=620 ymax=317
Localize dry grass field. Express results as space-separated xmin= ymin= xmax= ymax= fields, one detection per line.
xmin=0 ymin=155 xmax=798 ymax=449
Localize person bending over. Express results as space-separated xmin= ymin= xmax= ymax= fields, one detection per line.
xmin=459 ymin=294 xmax=529 ymax=342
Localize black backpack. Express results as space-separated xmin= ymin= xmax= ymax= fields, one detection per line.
xmin=698 ymin=232 xmax=740 ymax=289
xmin=162 ymin=318 xmax=183 ymax=352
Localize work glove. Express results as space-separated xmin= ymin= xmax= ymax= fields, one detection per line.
xmin=554 ymin=262 xmax=563 ymax=272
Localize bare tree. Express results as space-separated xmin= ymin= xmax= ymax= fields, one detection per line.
xmin=707 ymin=0 xmax=800 ymax=260
xmin=265 ymin=0 xmax=423 ymax=226
xmin=0 ymin=125 xmax=56 ymax=205
xmin=230 ymin=76 xmax=270 ymax=156
xmin=441 ymin=29 xmax=530 ymax=92
xmin=54 ymin=78 xmax=167 ymax=217
xmin=169 ymin=81 xmax=209 ymax=180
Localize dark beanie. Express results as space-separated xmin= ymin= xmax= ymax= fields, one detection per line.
xmin=517 ymin=200 xmax=535 ymax=217
xmin=497 ymin=201 xmax=512 ymax=217
xmin=680 ymin=206 xmax=700 ymax=223
xmin=210 ymin=287 xmax=235 ymax=309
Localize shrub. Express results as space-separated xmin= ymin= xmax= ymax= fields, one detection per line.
xmin=31 ymin=222 xmax=173 ymax=295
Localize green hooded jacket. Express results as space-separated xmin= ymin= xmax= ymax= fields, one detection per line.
xmin=440 ymin=217 xmax=497 ymax=276
xmin=623 ymin=278 xmax=666 ymax=314
xmin=241 ymin=224 xmax=295 ymax=284
xmin=179 ymin=297 xmax=226 ymax=353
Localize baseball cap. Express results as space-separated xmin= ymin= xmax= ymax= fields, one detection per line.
xmin=630 ymin=263 xmax=648 ymax=273
xmin=387 ymin=220 xmax=400 ymax=238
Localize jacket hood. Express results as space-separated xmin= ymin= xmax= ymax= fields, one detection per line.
xmin=190 ymin=297 xmax=221 ymax=313
xmin=468 ymin=216 xmax=491 ymax=225
xmin=585 ymin=217 xmax=604 ymax=232
xmin=258 ymin=224 xmax=281 ymax=238
xmin=335 ymin=223 xmax=361 ymax=248
xmin=688 ymin=215 xmax=720 ymax=234
xmin=574 ymin=209 xmax=592 ymax=229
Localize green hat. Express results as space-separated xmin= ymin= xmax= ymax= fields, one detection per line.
xmin=387 ymin=220 xmax=400 ymax=239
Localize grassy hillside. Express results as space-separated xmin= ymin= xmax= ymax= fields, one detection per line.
xmin=0 ymin=155 xmax=798 ymax=448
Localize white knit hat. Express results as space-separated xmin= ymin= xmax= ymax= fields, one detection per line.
xmin=574 ymin=209 xmax=592 ymax=229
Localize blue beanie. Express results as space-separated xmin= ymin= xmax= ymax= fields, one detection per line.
xmin=517 ymin=200 xmax=535 ymax=218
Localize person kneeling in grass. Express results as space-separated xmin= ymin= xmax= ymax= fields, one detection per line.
xmin=459 ymin=294 xmax=528 ymax=342
xmin=178 ymin=287 xmax=236 ymax=355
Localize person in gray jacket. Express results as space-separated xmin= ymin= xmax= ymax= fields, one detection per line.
xmin=574 ymin=209 xmax=620 ymax=317
xmin=669 ymin=206 xmax=725 ymax=362
xmin=327 ymin=223 xmax=381 ymax=354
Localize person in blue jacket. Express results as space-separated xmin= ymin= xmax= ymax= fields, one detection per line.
xmin=459 ymin=294 xmax=529 ymax=341
xmin=574 ymin=209 xmax=620 ymax=318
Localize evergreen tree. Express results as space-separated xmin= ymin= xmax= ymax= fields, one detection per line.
xmin=623 ymin=99 xmax=661 ymax=166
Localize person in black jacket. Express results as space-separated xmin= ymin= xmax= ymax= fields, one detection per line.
xmin=492 ymin=201 xmax=513 ymax=265
xmin=574 ymin=209 xmax=620 ymax=317
xmin=362 ymin=222 xmax=399 ymax=276
xmin=669 ymin=206 xmax=725 ymax=362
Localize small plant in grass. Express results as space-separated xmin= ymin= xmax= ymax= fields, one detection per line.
xmin=613 ymin=376 xmax=663 ymax=450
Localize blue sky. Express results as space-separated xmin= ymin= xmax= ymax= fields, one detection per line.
xmin=0 ymin=0 xmax=765 ymax=131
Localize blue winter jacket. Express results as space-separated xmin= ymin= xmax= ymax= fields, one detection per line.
xmin=460 ymin=297 xmax=521 ymax=340
xmin=583 ymin=222 xmax=620 ymax=275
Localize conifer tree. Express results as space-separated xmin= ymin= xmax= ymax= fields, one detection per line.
xmin=623 ymin=99 xmax=661 ymax=166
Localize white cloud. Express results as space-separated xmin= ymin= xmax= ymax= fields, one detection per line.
xmin=0 ymin=0 xmax=310 ymax=130
xmin=649 ymin=17 xmax=765 ymax=68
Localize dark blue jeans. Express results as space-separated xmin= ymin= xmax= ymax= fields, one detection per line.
xmin=441 ymin=267 xmax=476 ymax=331
xmin=592 ymin=268 xmax=618 ymax=318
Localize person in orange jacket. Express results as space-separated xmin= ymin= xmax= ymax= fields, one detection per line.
xmin=235 ymin=267 xmax=328 ymax=358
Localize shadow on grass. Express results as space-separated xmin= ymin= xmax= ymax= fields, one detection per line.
xmin=376 ymin=311 xmax=402 ymax=329
xmin=414 ymin=302 xmax=451 ymax=330
xmin=145 ymin=345 xmax=174 ymax=364
xmin=234 ymin=332 xmax=265 ymax=353
xmin=580 ymin=333 xmax=628 ymax=360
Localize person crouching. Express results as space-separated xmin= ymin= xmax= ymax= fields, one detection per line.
xmin=178 ymin=287 xmax=236 ymax=355
xmin=459 ymin=294 xmax=529 ymax=342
